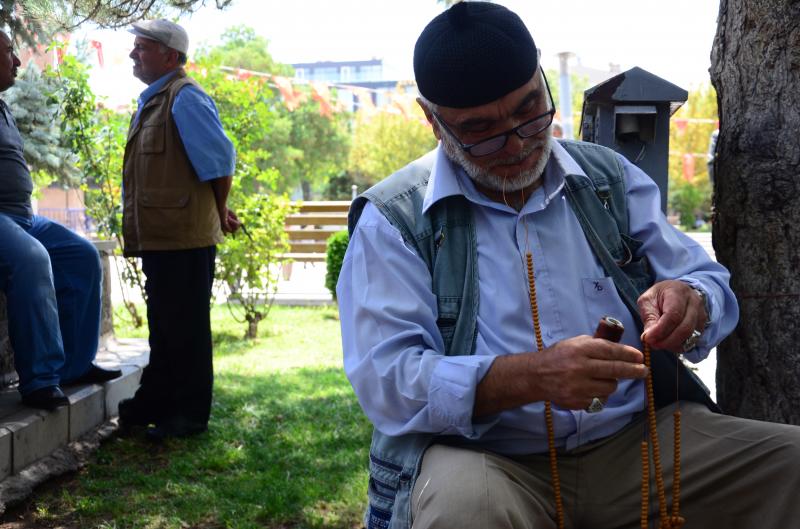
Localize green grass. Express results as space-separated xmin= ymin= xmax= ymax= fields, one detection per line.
xmin=26 ymin=304 xmax=372 ymax=529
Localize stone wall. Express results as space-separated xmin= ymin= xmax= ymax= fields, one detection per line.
xmin=0 ymin=240 xmax=116 ymax=389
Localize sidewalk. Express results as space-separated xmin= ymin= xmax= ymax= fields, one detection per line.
xmin=107 ymin=258 xmax=333 ymax=306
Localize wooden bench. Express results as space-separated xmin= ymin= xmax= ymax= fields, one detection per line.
xmin=283 ymin=201 xmax=350 ymax=278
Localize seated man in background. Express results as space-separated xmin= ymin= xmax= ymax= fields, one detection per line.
xmin=0 ymin=30 xmax=120 ymax=411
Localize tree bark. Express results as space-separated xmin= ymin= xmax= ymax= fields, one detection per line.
xmin=710 ymin=0 xmax=800 ymax=423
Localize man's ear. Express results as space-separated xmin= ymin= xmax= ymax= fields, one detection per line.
xmin=416 ymin=98 xmax=441 ymax=141
xmin=166 ymin=48 xmax=180 ymax=68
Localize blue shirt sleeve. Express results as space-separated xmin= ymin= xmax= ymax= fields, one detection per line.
xmin=172 ymin=85 xmax=236 ymax=181
xmin=337 ymin=202 xmax=498 ymax=438
xmin=621 ymin=153 xmax=739 ymax=361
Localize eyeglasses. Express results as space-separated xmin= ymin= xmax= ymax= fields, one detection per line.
xmin=432 ymin=71 xmax=556 ymax=158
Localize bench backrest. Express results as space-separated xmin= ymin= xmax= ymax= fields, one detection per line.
xmin=284 ymin=201 xmax=351 ymax=262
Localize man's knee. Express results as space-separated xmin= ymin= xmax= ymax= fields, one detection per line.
xmin=412 ymin=445 xmax=551 ymax=529
xmin=11 ymin=239 xmax=52 ymax=283
xmin=72 ymin=236 xmax=102 ymax=279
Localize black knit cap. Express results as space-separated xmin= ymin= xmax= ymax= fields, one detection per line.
xmin=414 ymin=1 xmax=538 ymax=108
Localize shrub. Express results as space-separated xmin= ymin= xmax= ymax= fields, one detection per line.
xmin=325 ymin=230 xmax=350 ymax=300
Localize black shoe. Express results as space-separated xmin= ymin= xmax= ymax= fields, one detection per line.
xmin=21 ymin=385 xmax=69 ymax=411
xmin=66 ymin=364 xmax=122 ymax=385
xmin=118 ymin=397 xmax=155 ymax=428
xmin=146 ymin=417 xmax=207 ymax=443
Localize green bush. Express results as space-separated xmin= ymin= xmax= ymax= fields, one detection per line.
xmin=325 ymin=230 xmax=350 ymax=300
xmin=669 ymin=175 xmax=712 ymax=231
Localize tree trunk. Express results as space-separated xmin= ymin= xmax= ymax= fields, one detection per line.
xmin=710 ymin=0 xmax=800 ymax=423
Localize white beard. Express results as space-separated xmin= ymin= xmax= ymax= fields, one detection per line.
xmin=441 ymin=127 xmax=553 ymax=193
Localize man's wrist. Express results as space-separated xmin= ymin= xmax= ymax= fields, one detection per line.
xmin=689 ymin=284 xmax=711 ymax=330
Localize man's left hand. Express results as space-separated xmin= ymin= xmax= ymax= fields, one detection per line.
xmin=638 ymin=280 xmax=708 ymax=353
xmin=220 ymin=208 xmax=241 ymax=234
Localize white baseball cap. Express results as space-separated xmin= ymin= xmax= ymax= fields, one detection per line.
xmin=128 ymin=19 xmax=189 ymax=55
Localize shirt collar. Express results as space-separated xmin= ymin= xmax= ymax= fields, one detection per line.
xmin=137 ymin=70 xmax=179 ymax=107
xmin=421 ymin=139 xmax=591 ymax=214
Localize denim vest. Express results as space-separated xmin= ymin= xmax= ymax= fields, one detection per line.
xmin=347 ymin=140 xmax=715 ymax=529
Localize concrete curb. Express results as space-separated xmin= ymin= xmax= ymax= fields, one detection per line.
xmin=0 ymin=339 xmax=148 ymax=513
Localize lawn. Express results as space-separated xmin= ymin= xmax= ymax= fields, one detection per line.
xmin=18 ymin=304 xmax=372 ymax=529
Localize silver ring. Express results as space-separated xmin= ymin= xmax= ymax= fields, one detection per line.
xmin=682 ymin=329 xmax=702 ymax=353
xmin=586 ymin=397 xmax=604 ymax=413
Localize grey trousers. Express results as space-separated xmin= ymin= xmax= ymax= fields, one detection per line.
xmin=411 ymin=402 xmax=800 ymax=529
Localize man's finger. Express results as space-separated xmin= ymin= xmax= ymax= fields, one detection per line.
xmin=586 ymin=358 xmax=649 ymax=380
xmin=586 ymin=341 xmax=644 ymax=364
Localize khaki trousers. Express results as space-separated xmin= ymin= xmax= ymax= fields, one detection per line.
xmin=411 ymin=402 xmax=800 ymax=529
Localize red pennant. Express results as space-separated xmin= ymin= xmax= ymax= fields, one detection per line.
xmin=90 ymin=40 xmax=104 ymax=68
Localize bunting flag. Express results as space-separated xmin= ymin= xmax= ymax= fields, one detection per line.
xmin=353 ymin=87 xmax=376 ymax=115
xmin=682 ymin=152 xmax=695 ymax=180
xmin=89 ymin=40 xmax=104 ymax=68
xmin=389 ymin=91 xmax=414 ymax=120
xmin=310 ymin=81 xmax=334 ymax=118
xmin=673 ymin=118 xmax=688 ymax=133
xmin=272 ymin=75 xmax=304 ymax=111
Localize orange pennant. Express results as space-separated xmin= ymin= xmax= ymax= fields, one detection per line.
xmin=390 ymin=91 xmax=414 ymax=120
xmin=682 ymin=153 xmax=695 ymax=181
xmin=272 ymin=75 xmax=303 ymax=111
xmin=310 ymin=81 xmax=334 ymax=118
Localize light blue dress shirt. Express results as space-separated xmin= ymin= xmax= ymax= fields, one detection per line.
xmin=135 ymin=71 xmax=236 ymax=181
xmin=337 ymin=140 xmax=738 ymax=455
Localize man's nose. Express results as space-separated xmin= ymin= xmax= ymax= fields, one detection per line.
xmin=502 ymin=131 xmax=525 ymax=156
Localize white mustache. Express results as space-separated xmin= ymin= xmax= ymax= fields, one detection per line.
xmin=486 ymin=140 xmax=547 ymax=167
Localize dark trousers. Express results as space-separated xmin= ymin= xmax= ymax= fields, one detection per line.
xmin=136 ymin=246 xmax=216 ymax=426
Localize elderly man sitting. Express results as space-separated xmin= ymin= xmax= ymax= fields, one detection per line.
xmin=0 ymin=30 xmax=120 ymax=411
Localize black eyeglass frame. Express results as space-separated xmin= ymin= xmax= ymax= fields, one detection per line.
xmin=431 ymin=69 xmax=556 ymax=158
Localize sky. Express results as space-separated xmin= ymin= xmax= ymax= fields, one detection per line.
xmin=80 ymin=0 xmax=721 ymax=106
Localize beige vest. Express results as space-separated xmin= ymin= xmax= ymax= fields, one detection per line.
xmin=122 ymin=69 xmax=223 ymax=255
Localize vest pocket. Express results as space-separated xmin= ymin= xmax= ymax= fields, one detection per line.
xmin=138 ymin=189 xmax=191 ymax=239
xmin=367 ymin=455 xmax=401 ymax=528
xmin=139 ymin=123 xmax=165 ymax=154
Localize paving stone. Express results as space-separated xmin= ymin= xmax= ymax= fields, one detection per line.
xmin=64 ymin=385 xmax=105 ymax=442
xmin=5 ymin=407 xmax=68 ymax=474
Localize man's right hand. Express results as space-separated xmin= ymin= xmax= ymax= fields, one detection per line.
xmin=220 ymin=207 xmax=241 ymax=234
xmin=474 ymin=336 xmax=648 ymax=417
xmin=530 ymin=335 xmax=647 ymax=410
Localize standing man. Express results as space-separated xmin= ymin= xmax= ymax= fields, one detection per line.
xmin=338 ymin=3 xmax=800 ymax=528
xmin=0 ymin=31 xmax=120 ymax=411
xmin=118 ymin=19 xmax=239 ymax=442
